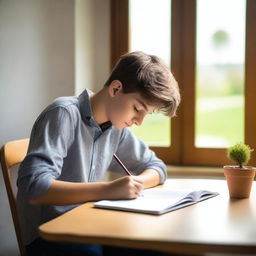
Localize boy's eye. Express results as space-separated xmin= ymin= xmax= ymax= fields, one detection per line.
xmin=134 ymin=107 xmax=139 ymax=112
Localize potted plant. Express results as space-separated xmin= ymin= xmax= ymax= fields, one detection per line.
xmin=224 ymin=142 xmax=255 ymax=198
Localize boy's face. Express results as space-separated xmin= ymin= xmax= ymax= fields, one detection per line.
xmin=107 ymin=81 xmax=156 ymax=130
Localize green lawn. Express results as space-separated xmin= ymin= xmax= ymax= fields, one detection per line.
xmin=130 ymin=114 xmax=171 ymax=146
xmin=196 ymin=105 xmax=244 ymax=147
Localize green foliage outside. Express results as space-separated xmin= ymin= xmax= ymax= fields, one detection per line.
xmin=212 ymin=29 xmax=230 ymax=49
xmin=196 ymin=65 xmax=244 ymax=97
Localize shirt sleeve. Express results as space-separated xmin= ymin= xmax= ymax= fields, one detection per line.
xmin=109 ymin=128 xmax=167 ymax=184
xmin=17 ymin=106 xmax=75 ymax=199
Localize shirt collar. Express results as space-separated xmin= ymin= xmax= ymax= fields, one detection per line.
xmin=100 ymin=121 xmax=112 ymax=132
xmin=78 ymin=89 xmax=94 ymax=124
xmin=78 ymin=89 xmax=112 ymax=132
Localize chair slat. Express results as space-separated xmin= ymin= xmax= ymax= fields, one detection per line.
xmin=0 ymin=138 xmax=29 ymax=256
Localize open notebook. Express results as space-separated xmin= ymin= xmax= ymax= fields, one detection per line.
xmin=94 ymin=187 xmax=219 ymax=215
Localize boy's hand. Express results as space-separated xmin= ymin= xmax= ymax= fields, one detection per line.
xmin=105 ymin=176 xmax=143 ymax=200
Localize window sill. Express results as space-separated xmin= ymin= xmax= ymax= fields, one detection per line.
xmin=106 ymin=166 xmax=225 ymax=181
xmin=167 ymin=165 xmax=225 ymax=179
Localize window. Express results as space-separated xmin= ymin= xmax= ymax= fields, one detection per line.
xmin=110 ymin=0 xmax=256 ymax=166
xmin=196 ymin=0 xmax=246 ymax=148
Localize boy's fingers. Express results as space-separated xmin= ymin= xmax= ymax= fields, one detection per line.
xmin=133 ymin=181 xmax=143 ymax=194
xmin=131 ymin=175 xmax=143 ymax=184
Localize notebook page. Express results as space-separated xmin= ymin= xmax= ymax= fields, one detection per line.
xmin=94 ymin=188 xmax=193 ymax=213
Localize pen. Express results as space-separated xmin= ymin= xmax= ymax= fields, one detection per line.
xmin=113 ymin=154 xmax=132 ymax=176
xmin=113 ymin=154 xmax=144 ymax=197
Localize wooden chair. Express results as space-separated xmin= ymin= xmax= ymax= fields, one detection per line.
xmin=0 ymin=138 xmax=29 ymax=256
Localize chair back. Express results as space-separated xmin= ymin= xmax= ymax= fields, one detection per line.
xmin=0 ymin=138 xmax=29 ymax=256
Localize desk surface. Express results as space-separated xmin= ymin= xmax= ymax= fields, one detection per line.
xmin=39 ymin=179 xmax=256 ymax=255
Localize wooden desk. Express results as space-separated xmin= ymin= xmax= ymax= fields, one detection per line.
xmin=39 ymin=179 xmax=256 ymax=255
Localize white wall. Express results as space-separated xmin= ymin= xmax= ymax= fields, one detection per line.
xmin=0 ymin=0 xmax=75 ymax=255
xmin=0 ymin=0 xmax=75 ymax=147
xmin=75 ymin=0 xmax=110 ymax=95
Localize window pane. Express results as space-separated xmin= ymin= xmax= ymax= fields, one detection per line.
xmin=129 ymin=0 xmax=171 ymax=146
xmin=195 ymin=0 xmax=246 ymax=148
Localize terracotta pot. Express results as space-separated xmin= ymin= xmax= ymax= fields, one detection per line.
xmin=224 ymin=165 xmax=256 ymax=198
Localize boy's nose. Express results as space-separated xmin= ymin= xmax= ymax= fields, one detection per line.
xmin=133 ymin=115 xmax=144 ymax=126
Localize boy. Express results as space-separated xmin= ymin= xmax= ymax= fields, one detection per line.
xmin=17 ymin=51 xmax=180 ymax=255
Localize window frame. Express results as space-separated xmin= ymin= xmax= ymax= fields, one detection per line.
xmin=110 ymin=0 xmax=256 ymax=166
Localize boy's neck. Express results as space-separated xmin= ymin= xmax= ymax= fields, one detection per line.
xmin=89 ymin=88 xmax=109 ymax=125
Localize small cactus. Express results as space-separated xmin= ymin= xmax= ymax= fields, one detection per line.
xmin=227 ymin=142 xmax=253 ymax=168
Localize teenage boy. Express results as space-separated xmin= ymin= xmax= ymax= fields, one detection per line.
xmin=17 ymin=51 xmax=180 ymax=256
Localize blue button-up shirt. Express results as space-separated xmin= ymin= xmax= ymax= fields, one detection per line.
xmin=17 ymin=89 xmax=167 ymax=245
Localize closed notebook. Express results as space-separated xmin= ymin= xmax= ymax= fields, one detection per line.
xmin=94 ymin=187 xmax=219 ymax=215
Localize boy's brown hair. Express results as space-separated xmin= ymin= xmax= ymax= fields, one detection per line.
xmin=104 ymin=51 xmax=180 ymax=117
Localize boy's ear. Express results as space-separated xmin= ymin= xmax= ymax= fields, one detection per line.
xmin=109 ymin=80 xmax=123 ymax=97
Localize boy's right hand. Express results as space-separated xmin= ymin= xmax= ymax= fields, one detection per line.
xmin=104 ymin=176 xmax=143 ymax=200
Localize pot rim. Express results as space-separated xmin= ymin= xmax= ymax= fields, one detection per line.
xmin=223 ymin=165 xmax=256 ymax=170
